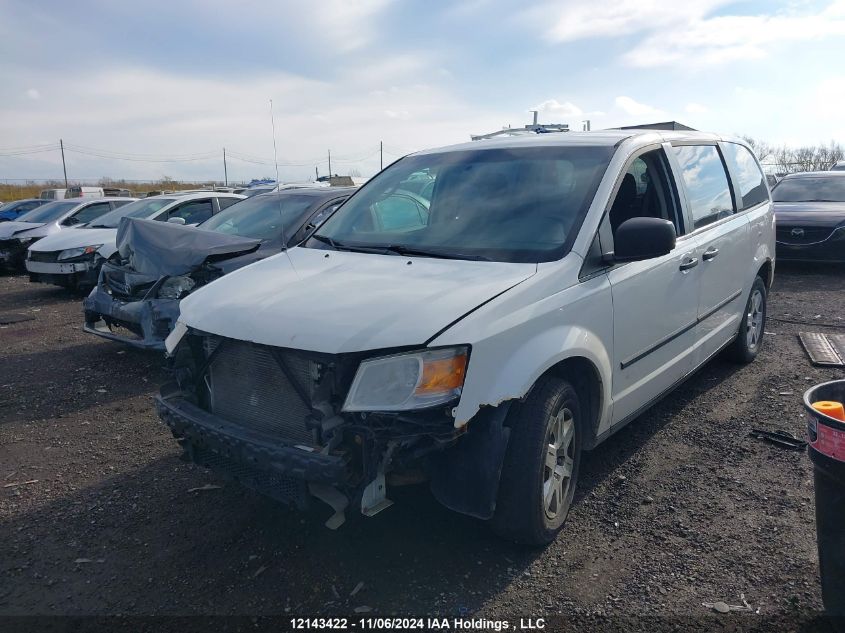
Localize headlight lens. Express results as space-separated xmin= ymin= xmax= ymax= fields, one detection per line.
xmin=343 ymin=346 xmax=468 ymax=412
xmin=57 ymin=244 xmax=102 ymax=261
xmin=158 ymin=275 xmax=196 ymax=300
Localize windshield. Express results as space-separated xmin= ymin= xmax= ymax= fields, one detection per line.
xmin=89 ymin=198 xmax=176 ymax=228
xmin=200 ymin=194 xmax=317 ymax=240
xmin=773 ymin=177 xmax=845 ymax=203
xmin=309 ymin=145 xmax=613 ymax=263
xmin=16 ymin=200 xmax=79 ymax=223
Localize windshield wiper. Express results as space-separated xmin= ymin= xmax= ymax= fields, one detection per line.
xmin=367 ymin=244 xmax=491 ymax=261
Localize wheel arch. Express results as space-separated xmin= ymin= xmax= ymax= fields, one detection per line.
xmin=543 ymin=356 xmax=605 ymax=450
xmin=757 ymin=258 xmax=774 ymax=289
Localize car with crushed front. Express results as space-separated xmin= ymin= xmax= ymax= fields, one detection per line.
xmin=83 ymin=188 xmax=354 ymax=350
xmin=25 ymin=192 xmax=244 ymax=290
xmin=157 ymin=130 xmax=775 ymax=544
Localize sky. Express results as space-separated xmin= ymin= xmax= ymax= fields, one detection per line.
xmin=1 ymin=0 xmax=844 ymax=184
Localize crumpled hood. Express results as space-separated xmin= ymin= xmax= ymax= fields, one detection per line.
xmin=180 ymin=247 xmax=537 ymax=354
xmin=0 ymin=221 xmax=46 ymax=239
xmin=774 ymin=202 xmax=845 ymax=227
xmin=29 ymin=227 xmax=117 ymax=253
xmin=116 ymin=217 xmax=261 ymax=277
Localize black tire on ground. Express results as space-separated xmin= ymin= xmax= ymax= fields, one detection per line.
xmin=726 ymin=275 xmax=767 ymax=364
xmin=491 ymin=375 xmax=583 ymax=546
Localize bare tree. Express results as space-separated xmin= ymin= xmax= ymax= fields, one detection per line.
xmin=742 ymin=137 xmax=843 ymax=174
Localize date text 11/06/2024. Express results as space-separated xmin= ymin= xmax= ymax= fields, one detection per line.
xmin=290 ymin=618 xmax=546 ymax=630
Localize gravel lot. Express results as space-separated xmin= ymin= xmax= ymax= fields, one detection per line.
xmin=1 ymin=264 xmax=843 ymax=630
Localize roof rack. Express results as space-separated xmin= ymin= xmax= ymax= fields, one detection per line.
xmin=471 ymin=111 xmax=570 ymax=141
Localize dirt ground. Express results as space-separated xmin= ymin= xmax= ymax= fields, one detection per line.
xmin=1 ymin=263 xmax=844 ymax=631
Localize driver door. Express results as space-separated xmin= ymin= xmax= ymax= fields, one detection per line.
xmin=606 ymin=146 xmax=703 ymax=425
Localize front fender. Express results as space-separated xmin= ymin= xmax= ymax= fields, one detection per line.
xmin=431 ymin=265 xmax=614 ymax=436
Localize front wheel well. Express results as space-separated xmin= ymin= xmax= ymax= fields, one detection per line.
xmin=757 ymin=259 xmax=773 ymax=289
xmin=544 ymin=357 xmax=603 ymax=449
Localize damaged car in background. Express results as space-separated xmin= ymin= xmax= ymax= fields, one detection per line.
xmin=0 ymin=197 xmax=135 ymax=271
xmin=157 ymin=131 xmax=774 ymax=544
xmin=25 ymin=192 xmax=244 ymax=290
xmin=84 ymin=188 xmax=353 ymax=350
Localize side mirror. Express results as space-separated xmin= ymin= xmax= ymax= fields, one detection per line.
xmin=611 ymin=217 xmax=676 ymax=263
xmin=167 ymin=217 xmax=186 ymax=225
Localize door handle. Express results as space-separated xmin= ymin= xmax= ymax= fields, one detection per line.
xmin=703 ymin=247 xmax=720 ymax=261
xmin=679 ymin=257 xmax=699 ymax=271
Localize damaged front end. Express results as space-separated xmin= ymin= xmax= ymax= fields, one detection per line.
xmin=83 ymin=261 xmax=220 ymax=350
xmin=83 ymin=217 xmax=262 ymax=350
xmin=156 ymin=331 xmax=511 ymax=527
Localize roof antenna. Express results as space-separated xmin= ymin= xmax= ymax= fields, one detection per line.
xmin=269 ymin=99 xmax=281 ymax=187
xmin=269 ymin=98 xmax=297 ymax=275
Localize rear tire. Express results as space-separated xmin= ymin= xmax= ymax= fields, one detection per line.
xmin=726 ymin=276 xmax=767 ymax=364
xmin=491 ymin=375 xmax=583 ymax=545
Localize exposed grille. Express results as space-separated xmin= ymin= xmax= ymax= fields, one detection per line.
xmin=0 ymin=239 xmax=19 ymax=251
xmin=776 ymin=226 xmax=835 ymax=244
xmin=205 ymin=337 xmax=316 ymax=445
xmin=103 ymin=267 xmax=156 ymax=300
xmin=28 ymin=250 xmax=60 ymax=263
xmin=192 ymin=445 xmax=308 ymax=507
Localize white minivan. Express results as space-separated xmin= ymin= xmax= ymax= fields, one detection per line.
xmin=157 ymin=130 xmax=775 ymax=544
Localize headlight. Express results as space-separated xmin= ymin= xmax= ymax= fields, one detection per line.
xmin=57 ymin=245 xmax=102 ymax=261
xmin=158 ymin=275 xmax=196 ymax=300
xmin=343 ymin=346 xmax=468 ymax=412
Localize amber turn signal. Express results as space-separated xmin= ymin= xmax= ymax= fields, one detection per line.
xmin=416 ymin=353 xmax=468 ymax=395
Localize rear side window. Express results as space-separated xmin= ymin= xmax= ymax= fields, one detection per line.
xmin=673 ymin=145 xmax=734 ymax=230
xmin=722 ymin=143 xmax=768 ymax=210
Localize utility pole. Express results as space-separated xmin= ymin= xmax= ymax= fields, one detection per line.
xmin=380 ymin=141 xmax=383 ymax=171
xmin=59 ymin=139 xmax=68 ymax=188
xmin=327 ymin=149 xmax=332 ymax=177
xmin=223 ymin=147 xmax=228 ymax=187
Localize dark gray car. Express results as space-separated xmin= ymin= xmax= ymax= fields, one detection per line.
xmin=83 ymin=188 xmax=354 ymax=350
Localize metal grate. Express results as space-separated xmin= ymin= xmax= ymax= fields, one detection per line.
xmin=192 ymin=445 xmax=307 ymax=507
xmin=777 ymin=226 xmax=834 ymax=244
xmin=799 ymin=332 xmax=845 ymax=367
xmin=28 ymin=250 xmax=60 ymax=263
xmin=205 ymin=337 xmax=316 ymax=444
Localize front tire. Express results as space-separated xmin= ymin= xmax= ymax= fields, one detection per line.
xmin=492 ymin=375 xmax=583 ymax=545
xmin=726 ymin=276 xmax=767 ymax=364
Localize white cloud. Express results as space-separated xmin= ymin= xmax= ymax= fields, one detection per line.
xmin=25 ymin=88 xmax=40 ymax=100
xmin=312 ymin=0 xmax=394 ymax=51
xmin=0 ymin=63 xmax=513 ymax=181
xmin=614 ymin=96 xmax=666 ymax=118
xmin=685 ymin=102 xmax=708 ymax=114
xmin=535 ymin=0 xmax=730 ymax=42
xmin=624 ymin=3 xmax=845 ymax=67
xmin=531 ymin=99 xmax=583 ymax=118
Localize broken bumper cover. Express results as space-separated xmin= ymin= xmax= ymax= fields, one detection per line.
xmin=83 ymin=284 xmax=180 ymax=351
xmin=155 ymin=390 xmax=349 ymax=499
xmin=27 ymin=259 xmax=99 ymax=287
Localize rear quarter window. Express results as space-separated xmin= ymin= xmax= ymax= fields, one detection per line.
xmin=722 ymin=143 xmax=769 ymax=210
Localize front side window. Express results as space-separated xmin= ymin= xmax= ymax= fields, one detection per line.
xmin=722 ymin=143 xmax=768 ymax=210
xmin=608 ymin=149 xmax=681 ymax=237
xmin=71 ymin=201 xmax=112 ymax=225
xmin=673 ymin=145 xmax=734 ymax=230
xmin=168 ymin=200 xmax=213 ymax=224
xmin=310 ymin=146 xmax=614 ymax=263
xmin=217 ymin=197 xmax=241 ymax=210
